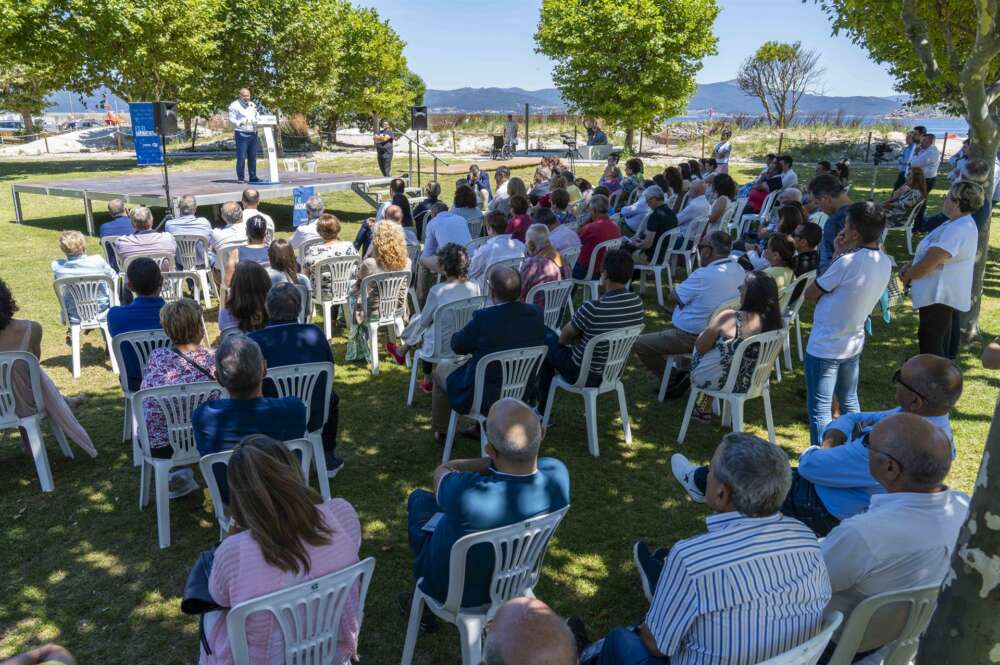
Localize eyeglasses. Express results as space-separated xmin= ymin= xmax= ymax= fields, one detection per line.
xmin=892 ymin=368 xmax=927 ymax=401
xmin=861 ymin=430 xmax=905 ymax=471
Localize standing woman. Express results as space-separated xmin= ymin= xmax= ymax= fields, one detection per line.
xmin=374 ymin=119 xmax=395 ymax=177
xmin=713 ymin=128 xmax=733 ymax=174
xmin=900 ymin=180 xmax=982 ymax=358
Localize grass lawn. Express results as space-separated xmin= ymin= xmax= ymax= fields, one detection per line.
xmin=1 ymin=154 xmax=998 ymax=664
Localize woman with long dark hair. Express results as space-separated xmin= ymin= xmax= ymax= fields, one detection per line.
xmin=218 ymin=261 xmax=270 ymax=333
xmin=224 ymin=215 xmax=269 ymax=286
xmin=689 ymin=271 xmax=782 ymax=422
xmin=266 ymin=239 xmax=312 ymax=317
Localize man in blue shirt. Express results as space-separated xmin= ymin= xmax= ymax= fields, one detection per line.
xmin=671 ymin=354 xmax=963 ymax=536
xmin=107 ymin=257 xmax=166 ymax=391
xmin=98 ymin=198 xmax=133 ymax=270
xmin=808 ymin=174 xmax=853 ymax=274
xmin=248 ymin=284 xmax=342 ymax=474
xmin=193 ymin=335 xmax=307 ymax=502
xmin=401 ymin=398 xmax=569 ymax=631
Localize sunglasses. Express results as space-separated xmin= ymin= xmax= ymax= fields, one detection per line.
xmin=861 ymin=430 xmax=905 ymax=472
xmin=892 ymin=368 xmax=927 ymax=401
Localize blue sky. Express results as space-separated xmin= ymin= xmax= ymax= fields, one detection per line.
xmin=360 ymin=0 xmax=899 ymax=97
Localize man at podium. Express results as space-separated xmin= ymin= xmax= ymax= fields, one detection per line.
xmin=229 ymin=87 xmax=260 ymax=183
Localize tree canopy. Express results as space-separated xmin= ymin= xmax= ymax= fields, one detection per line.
xmin=736 ymin=41 xmax=823 ymax=128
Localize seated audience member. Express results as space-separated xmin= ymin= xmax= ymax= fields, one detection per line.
xmin=383 ymin=177 xmax=414 ymax=227
xmin=413 ymin=181 xmax=442 ymax=238
xmin=574 ymin=195 xmax=620 ymax=279
xmin=303 ymin=213 xmax=358 ymax=284
xmin=539 ymin=250 xmax=644 ymax=406
xmin=458 ymin=164 xmax=491 ymax=210
xmin=792 ymin=221 xmax=823 ymax=276
xmin=582 ymin=432 xmax=829 ymax=665
xmin=529 ymin=166 xmax=553 ymax=201
xmin=803 ymin=202 xmax=891 ymax=445
xmin=421 ymin=201 xmax=473 ymax=275
xmin=164 ymin=195 xmax=212 ymax=239
xmin=0 ymin=644 xmax=77 ymax=665
xmin=546 ymin=193 xmax=583 ymax=253
xmin=0 ymin=279 xmax=95 ymax=457
xmin=815 ymin=160 xmax=832 ymax=177
xmin=429 ymin=268 xmax=546 ymax=442
xmin=747 ymin=178 xmax=771 ymax=215
xmin=598 ymin=165 xmax=622 ymax=195
xmin=757 ymin=189 xmax=803 ymax=243
xmin=484 ymin=597 xmax=578 ymax=665
xmin=450 ymin=184 xmax=483 ymax=223
xmin=99 ymin=198 xmax=133 ymax=239
xmin=288 ymin=195 xmax=326 ymax=248
xmin=202 ymin=434 xmax=361 ymax=665
xmin=834 ymin=160 xmax=851 ymax=188
xmin=389 ymin=243 xmax=480 ymax=393
xmin=574 ymin=177 xmax=593 ymax=202
xmin=687 ymin=159 xmax=703 ymax=181
xmin=506 ymin=194 xmax=534 ymax=242
xmin=675 ymin=180 xmax=710 ymax=231
xmin=239 ymin=188 xmax=276 ymax=241
xmin=588 ymin=123 xmax=608 ymax=146
xmin=808 ymin=174 xmax=854 ymax=273
xmin=675 ymin=353 xmax=961 ymax=536
xmin=520 ymin=220 xmax=570 ymax=303
xmin=266 ymin=239 xmax=312 ymax=314
xmin=634 ymin=232 xmax=745 ymax=391
xmin=347 ymin=223 xmax=410 ymax=362
xmin=624 ymin=186 xmax=678 ymax=264
xmin=469 ymin=211 xmax=526 ymax=290
xmin=622 ymin=158 xmax=644 ymax=196
xmin=210 ymin=201 xmax=247 ymax=253
xmin=550 ymin=187 xmax=578 ymax=228
xmin=488 ymin=168 xmax=512 ymax=216
xmin=660 ymin=167 xmax=684 ymax=207
xmin=778 ymin=154 xmax=798 ymax=189
xmin=114 ymin=205 xmax=177 ymax=268
xmin=819 ymin=413 xmax=968 ymax=662
xmin=617 ymin=181 xmax=651 ymax=233
xmin=249 ymin=284 xmax=343 ymax=473
xmin=139 ymin=298 xmax=218 ymax=498
xmin=762 ymin=234 xmax=796 ymax=289
xmin=705 ymin=173 xmax=737 ymax=233
xmin=883 ymin=166 xmax=927 ymax=228
xmin=218 ymin=261 xmax=271 ymax=333
xmin=52 ymin=230 xmax=116 ymax=324
xmin=107 ymin=257 xmax=166 ymax=392
xmin=688 ymin=271 xmax=782 ymax=422
xmin=225 ymin=215 xmax=270 ymax=285
xmin=403 ymin=398 xmax=569 ymax=616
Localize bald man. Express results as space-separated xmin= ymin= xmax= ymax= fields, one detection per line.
xmin=228 ymin=87 xmax=260 ymax=183
xmin=820 ymin=413 xmax=968 ymax=658
xmin=483 ymin=597 xmax=577 ymax=665
xmin=673 ymin=354 xmax=963 ymax=536
xmin=402 ymin=399 xmax=569 ymax=633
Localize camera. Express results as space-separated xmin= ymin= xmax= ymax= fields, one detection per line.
xmin=873 ymin=142 xmax=892 ymax=164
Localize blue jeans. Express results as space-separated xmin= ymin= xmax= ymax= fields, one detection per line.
xmin=235 ymin=131 xmax=258 ymax=181
xmin=594 ymin=628 xmax=669 ymax=665
xmin=804 ymin=352 xmax=861 ymax=446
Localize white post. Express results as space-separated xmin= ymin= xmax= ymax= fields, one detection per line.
xmin=257 ymin=114 xmax=280 ymax=184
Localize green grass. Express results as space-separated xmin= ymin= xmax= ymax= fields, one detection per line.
xmin=1 ymin=155 xmax=998 ymax=664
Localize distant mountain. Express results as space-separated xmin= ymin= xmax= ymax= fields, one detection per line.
xmin=425 ymin=87 xmax=566 ymax=113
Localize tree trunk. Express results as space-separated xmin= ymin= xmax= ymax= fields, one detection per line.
xmin=19 ymin=109 xmax=35 ymax=134
xmin=183 ymin=116 xmax=192 ymax=140
xmin=914 ymin=394 xmax=1000 ymax=664
xmin=624 ymin=127 xmax=635 ymax=152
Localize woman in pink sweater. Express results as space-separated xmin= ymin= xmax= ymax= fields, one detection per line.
xmin=203 ymin=435 xmax=362 ymax=665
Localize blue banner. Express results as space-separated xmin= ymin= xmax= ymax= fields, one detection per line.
xmin=129 ymin=102 xmax=163 ymax=166
xmin=293 ymin=186 xmax=315 ymax=227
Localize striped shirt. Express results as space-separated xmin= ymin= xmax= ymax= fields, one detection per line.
xmin=569 ymin=288 xmax=644 ymax=373
xmin=646 ymin=513 xmax=831 ymax=665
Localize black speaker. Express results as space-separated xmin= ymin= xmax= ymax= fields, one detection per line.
xmin=410 ymin=105 xmax=428 ymax=131
xmin=153 ymin=100 xmax=178 ymax=135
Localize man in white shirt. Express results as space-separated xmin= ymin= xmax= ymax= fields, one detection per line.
xmin=675 ymin=180 xmax=710 ymax=230
xmin=617 ymin=186 xmax=650 ymax=233
xmin=489 ymin=166 xmax=512 ymax=216
xmin=634 ymin=231 xmax=745 ymax=386
xmin=228 ymin=87 xmax=260 ymax=183
xmin=290 ymin=196 xmax=325 ymax=249
xmin=779 ymin=155 xmax=798 ymax=189
xmin=543 ymin=199 xmax=583 ymax=254
xmin=803 ymin=202 xmax=892 ymax=445
xmin=211 ymin=201 xmax=247 ymax=254
xmin=820 ymin=412 xmax=967 ymax=660
xmin=164 ymin=195 xmax=212 ymax=239
xmin=907 ymin=132 xmax=941 ymax=188
xmin=239 ymin=188 xmax=274 ymax=243
xmin=469 ymin=211 xmax=526 ymax=291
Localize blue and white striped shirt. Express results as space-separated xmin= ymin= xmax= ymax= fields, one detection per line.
xmin=646 ymin=512 xmax=831 ymax=665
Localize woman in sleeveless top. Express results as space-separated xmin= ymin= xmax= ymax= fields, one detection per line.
xmin=225 ymin=215 xmax=270 ymax=286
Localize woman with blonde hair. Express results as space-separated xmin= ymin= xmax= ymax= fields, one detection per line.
xmin=520 ymin=221 xmax=568 ymax=304
xmin=346 ymin=222 xmax=411 ymax=362
xmin=202 ymin=434 xmax=362 ymax=665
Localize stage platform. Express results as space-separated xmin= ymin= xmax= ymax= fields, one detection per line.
xmin=11 ymin=169 xmax=395 ymax=235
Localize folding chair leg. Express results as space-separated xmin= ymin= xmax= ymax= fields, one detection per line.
xmin=323 ymin=302 xmax=333 ymax=340
xmin=442 ymin=411 xmax=458 ymax=463
xmin=406 ymin=355 xmax=420 ymax=406
xmin=795 ymin=317 xmax=804 ymax=363
xmin=100 ymin=323 xmax=119 ymax=375
xmin=50 ymin=420 xmax=73 ymax=459
xmin=70 ymin=325 xmax=81 ymax=379
xmin=730 ymin=400 xmax=744 ymax=433
xmin=456 ymin=615 xmax=486 ymax=665
xmin=308 ymin=436 xmax=333 ymax=499
xmin=23 ymin=418 xmax=54 ymax=492
xmin=657 ymin=357 xmax=674 ymax=402
xmin=369 ymin=324 xmax=380 ymax=375
xmin=762 ymin=389 xmax=777 ymax=445
xmin=400 ymin=589 xmax=425 ymax=665
xmin=654 ymin=271 xmax=664 ymax=308
xmin=122 ymin=399 xmax=131 ymax=442
xmin=139 ymin=460 xmax=151 ymax=509
xmin=154 ymin=464 xmax=172 ymax=548
xmin=541 ymin=380 xmax=559 ymax=428
xmin=583 ymin=391 xmax=600 ymax=457
xmin=677 ymin=388 xmax=699 ymax=443
xmin=616 ymin=383 xmax=632 ymax=445
xmin=198 ymin=271 xmax=213 ymax=308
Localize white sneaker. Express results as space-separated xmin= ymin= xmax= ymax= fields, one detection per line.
xmin=671 ymin=454 xmax=705 ymax=503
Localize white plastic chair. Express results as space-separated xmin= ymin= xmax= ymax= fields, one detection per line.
xmin=173 ymin=234 xmax=213 ymax=307
xmin=0 ymin=351 xmax=74 ymax=492
xmin=466 ymin=235 xmax=489 ymax=255
xmin=121 ymin=252 xmax=174 ymax=277
xmin=199 ymin=439 xmax=313 ymax=539
xmin=726 ymin=197 xmax=748 ymax=237
xmin=779 ymin=270 xmax=817 ymax=370
xmin=302 ymin=159 xmax=317 ymax=173
xmin=265 ymin=362 xmax=335 ymax=497
xmin=635 ymin=227 xmax=682 ymax=303
xmin=572 ymin=237 xmax=623 ymax=303
xmin=227 ymin=557 xmax=375 ymax=665
xmin=664 ymin=214 xmax=710 ymax=277
xmin=111 ymin=329 xmax=172 ymax=463
xmin=401 ymin=506 xmax=570 ymax=665
xmin=442 ymin=345 xmax=547 ymax=463
xmin=484 ymin=256 xmax=523 ymax=282
xmin=560 ymin=245 xmax=581 ymax=273
xmin=131 ymin=380 xmax=226 ymax=548
xmin=677 ymin=328 xmax=786 ymax=445
xmin=405 ymin=242 xmax=423 ymax=316
xmin=809 ymin=210 xmax=829 ymax=229
xmin=756 ymin=612 xmax=844 ymax=665
xmin=656 ymin=296 xmax=738 ymax=401
xmin=297 ymin=237 xmax=324 ymax=267
xmin=405 ymin=296 xmax=486 ymax=405
xmin=884 ymin=200 xmax=923 ymax=255
xmin=740 ymin=189 xmax=781 ymax=236
xmin=541 ymin=325 xmax=643 ymax=457
xmin=358 ymin=270 xmax=411 ymax=375
xmin=825 ymin=583 xmax=941 ymax=665
xmin=281 ymin=157 xmax=301 ymax=172
xmin=101 ymin=234 xmax=122 ymax=268
xmin=525 ymin=279 xmax=574 ymax=333
xmin=311 ymin=255 xmax=361 ymax=341
xmin=159 ymin=270 xmax=202 ymax=303
xmin=466 ymin=215 xmax=484 ymax=239
xmin=53 ymin=275 xmax=119 ymax=379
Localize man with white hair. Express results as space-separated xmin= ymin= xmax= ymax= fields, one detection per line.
xmin=674 ymin=180 xmax=710 ymax=230
xmin=210 ymin=201 xmax=246 ymax=252
xmin=624 ymin=186 xmax=678 ymax=262
xmin=483 ymin=597 xmax=577 ymax=665
xmin=114 ymin=205 xmax=177 ymax=266
xmin=401 ymin=397 xmax=570 ymax=630
xmin=99 ymin=198 xmax=133 ymax=239
xmin=164 ymin=195 xmax=212 ymax=239
xmin=289 ymin=195 xmax=326 ymax=248
xmin=529 ymin=166 xmax=553 ymax=201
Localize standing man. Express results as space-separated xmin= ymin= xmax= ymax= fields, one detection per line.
xmin=503 ymin=113 xmax=518 ymax=152
xmin=908 ymin=132 xmax=941 ymax=191
xmin=228 ymin=88 xmax=259 ymax=184
xmin=374 ymin=119 xmax=395 ymax=177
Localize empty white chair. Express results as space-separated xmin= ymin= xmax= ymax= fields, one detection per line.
xmin=53 ymin=274 xmax=119 ymax=379
xmin=227 ymin=557 xmax=375 ymax=665
xmin=199 ymin=439 xmax=313 ymax=538
xmin=525 ymin=279 xmax=574 ymax=333
xmin=0 ymin=351 xmax=74 ymax=492
xmin=756 ymin=612 xmax=844 ymax=665
xmin=358 ymin=270 xmax=410 ymax=375
xmin=825 ymin=583 xmax=940 ymax=665
xmin=131 ymin=380 xmax=226 ymax=548
xmin=281 ymin=157 xmax=301 ymax=172
xmin=442 ymin=345 xmax=547 ymax=463
xmin=884 ymin=200 xmax=923 ymax=255
xmin=111 ymin=329 xmax=172 ymax=462
xmin=406 ymin=296 xmax=486 ymax=405
xmin=542 ymin=325 xmax=643 ymax=457
xmin=173 ymin=234 xmax=213 ymax=308
xmin=664 ymin=214 xmax=711 ymax=277
xmin=677 ymin=328 xmax=786 ymax=445
xmin=400 ymin=506 xmax=570 ymax=665
xmin=572 ymin=237 xmax=623 ymax=303
xmin=635 ymin=228 xmax=682 ymax=303
xmin=311 ymin=255 xmax=362 ymax=340
xmin=302 ymin=159 xmax=318 ymax=173
xmin=265 ymin=362 xmax=336 ymax=497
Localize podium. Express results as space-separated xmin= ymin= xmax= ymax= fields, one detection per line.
xmin=257 ymin=114 xmax=280 ymax=184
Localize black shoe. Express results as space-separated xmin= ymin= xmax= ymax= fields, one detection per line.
xmin=326 ymin=455 xmax=345 ymax=477
xmin=248 ymin=177 xmax=262 ymax=183
xmin=398 ymin=590 xmax=438 ymax=633
xmin=652 ymin=546 xmax=670 ymax=562
xmin=567 ymin=616 xmax=590 ymax=655
xmin=664 ymin=371 xmax=690 ymax=399
xmin=633 ymin=541 xmax=662 ymax=602
xmin=236 ymin=179 xmax=246 ymax=184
